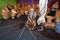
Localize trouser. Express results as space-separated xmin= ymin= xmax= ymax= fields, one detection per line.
xmin=55 ymin=22 xmax=60 ymax=33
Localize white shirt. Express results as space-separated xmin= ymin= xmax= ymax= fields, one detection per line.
xmin=28 ymin=12 xmax=37 ymax=20
xmin=37 ymin=0 xmax=48 ymax=25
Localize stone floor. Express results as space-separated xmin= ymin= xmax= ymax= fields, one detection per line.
xmin=0 ymin=18 xmax=60 ymax=40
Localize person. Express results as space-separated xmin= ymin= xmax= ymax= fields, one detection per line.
xmin=28 ymin=7 xmax=37 ymax=20
xmin=7 ymin=3 xmax=12 ymax=11
xmin=15 ymin=4 xmax=21 ymax=18
xmin=48 ymin=1 xmax=59 ymax=16
xmin=1 ymin=7 xmax=10 ymax=20
xmin=20 ymin=8 xmax=26 ymax=21
xmin=27 ymin=5 xmax=31 ymax=12
xmin=37 ymin=0 xmax=48 ymax=25
xmin=24 ymin=6 xmax=28 ymax=16
xmin=35 ymin=5 xmax=40 ymax=20
xmin=16 ymin=8 xmax=21 ymax=18
xmin=24 ymin=6 xmax=28 ymax=20
xmin=47 ymin=1 xmax=59 ymax=22
xmin=20 ymin=6 xmax=28 ymax=21
xmin=32 ymin=4 xmax=36 ymax=9
xmin=55 ymin=9 xmax=60 ymax=33
xmin=44 ymin=16 xmax=55 ymax=30
xmin=10 ymin=6 xmax=17 ymax=19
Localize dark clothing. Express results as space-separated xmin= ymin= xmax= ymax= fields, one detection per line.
xmin=48 ymin=8 xmax=56 ymax=17
xmin=48 ymin=11 xmax=55 ymax=16
xmin=36 ymin=15 xmax=39 ymax=20
xmin=48 ymin=11 xmax=56 ymax=16
xmin=20 ymin=13 xmax=28 ymax=21
xmin=47 ymin=8 xmax=56 ymax=22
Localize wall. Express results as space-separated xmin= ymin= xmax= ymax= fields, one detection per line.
xmin=17 ymin=0 xmax=58 ymax=8
xmin=17 ymin=0 xmax=39 ymax=6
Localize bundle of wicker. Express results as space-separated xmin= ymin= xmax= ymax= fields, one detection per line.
xmin=25 ymin=20 xmax=36 ymax=30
